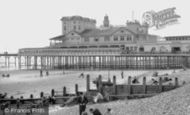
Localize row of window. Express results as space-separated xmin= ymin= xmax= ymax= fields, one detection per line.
xmin=84 ymin=35 xmax=132 ymax=42
xmin=63 ymin=25 xmax=81 ymax=31
xmin=166 ymin=37 xmax=190 ymax=41
xmin=113 ymin=35 xmax=132 ymax=41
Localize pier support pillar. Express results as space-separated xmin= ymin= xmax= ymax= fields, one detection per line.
xmin=34 ymin=56 xmax=37 ymax=70
xmin=18 ymin=56 xmax=21 ymax=69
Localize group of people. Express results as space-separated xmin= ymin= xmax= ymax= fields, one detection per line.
xmin=78 ymin=93 xmax=112 ymax=115
xmin=39 ymin=70 xmax=49 ymax=77
xmin=1 ymin=73 xmax=10 ymax=78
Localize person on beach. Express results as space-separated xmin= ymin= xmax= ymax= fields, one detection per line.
xmin=79 ymin=73 xmax=84 ymax=78
xmin=46 ymin=70 xmax=49 ymax=76
xmin=82 ymin=111 xmax=88 ymax=115
xmin=0 ymin=93 xmax=7 ymax=99
xmin=78 ymin=93 xmax=88 ymax=115
xmin=121 ymin=71 xmax=124 ymax=79
xmin=40 ymin=70 xmax=43 ymax=77
xmin=104 ymin=108 xmax=112 ymax=115
xmin=89 ymin=108 xmax=102 ymax=115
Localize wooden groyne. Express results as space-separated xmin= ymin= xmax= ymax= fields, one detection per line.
xmin=0 ymin=74 xmax=180 ymax=105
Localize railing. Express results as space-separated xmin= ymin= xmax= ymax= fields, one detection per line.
xmin=19 ymin=47 xmax=190 ymax=56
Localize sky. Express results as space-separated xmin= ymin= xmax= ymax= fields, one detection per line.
xmin=0 ymin=0 xmax=189 ymax=53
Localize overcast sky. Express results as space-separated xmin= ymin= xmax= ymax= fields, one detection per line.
xmin=0 ymin=0 xmax=189 ymax=53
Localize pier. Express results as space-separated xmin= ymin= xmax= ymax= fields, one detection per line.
xmin=1 ymin=48 xmax=189 ymax=70
xmin=0 ymin=53 xmax=18 ymax=68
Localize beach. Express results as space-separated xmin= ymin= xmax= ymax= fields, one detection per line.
xmin=1 ymin=69 xmax=189 ymax=115
xmin=0 ymin=69 xmax=183 ymax=98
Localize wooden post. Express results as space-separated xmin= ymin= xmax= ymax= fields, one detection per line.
xmin=10 ymin=96 xmax=14 ymax=99
xmin=86 ymin=74 xmax=90 ymax=92
xmin=143 ymin=77 xmax=147 ymax=94
xmin=20 ymin=96 xmax=23 ymax=99
xmin=98 ymin=75 xmax=102 ymax=93
xmin=175 ymin=77 xmax=178 ymax=87
xmin=40 ymin=92 xmax=44 ymax=98
xmin=113 ymin=76 xmax=116 ymax=95
xmin=128 ymin=76 xmax=132 ymax=94
xmin=30 ymin=94 xmax=33 ymax=99
xmin=75 ymin=84 xmax=78 ymax=95
xmin=63 ymin=87 xmax=66 ymax=96
xmin=51 ymin=89 xmax=55 ymax=97
xmin=159 ymin=77 xmax=163 ymax=92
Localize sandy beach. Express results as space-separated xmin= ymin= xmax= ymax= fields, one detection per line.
xmin=0 ymin=69 xmax=183 ymax=98
xmin=47 ymin=69 xmax=190 ymax=115
xmin=1 ymin=69 xmax=189 ymax=115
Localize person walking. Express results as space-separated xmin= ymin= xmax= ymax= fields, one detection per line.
xmin=78 ymin=93 xmax=88 ymax=115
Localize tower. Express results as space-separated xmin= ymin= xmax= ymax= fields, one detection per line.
xmin=103 ymin=15 xmax=109 ymax=27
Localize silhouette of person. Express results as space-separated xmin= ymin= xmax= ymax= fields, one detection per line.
xmin=78 ymin=93 xmax=88 ymax=115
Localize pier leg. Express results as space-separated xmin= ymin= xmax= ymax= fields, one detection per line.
xmin=34 ymin=56 xmax=37 ymax=70
xmin=18 ymin=56 xmax=21 ymax=69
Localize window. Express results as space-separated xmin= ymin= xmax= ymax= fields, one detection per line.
xmin=104 ymin=36 xmax=110 ymax=41
xmin=84 ymin=38 xmax=89 ymax=42
xmin=94 ymin=37 xmax=99 ymax=42
xmin=114 ymin=36 xmax=118 ymax=41
xmin=78 ymin=25 xmax=81 ymax=30
xmin=73 ymin=26 xmax=76 ymax=30
xmin=64 ymin=26 xmax=66 ymax=31
xmin=127 ymin=35 xmax=132 ymax=41
xmin=120 ymin=36 xmax=125 ymax=41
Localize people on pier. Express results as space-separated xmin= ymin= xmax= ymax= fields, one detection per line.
xmin=78 ymin=93 xmax=88 ymax=115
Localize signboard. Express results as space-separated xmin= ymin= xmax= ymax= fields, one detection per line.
xmin=142 ymin=7 xmax=181 ymax=29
